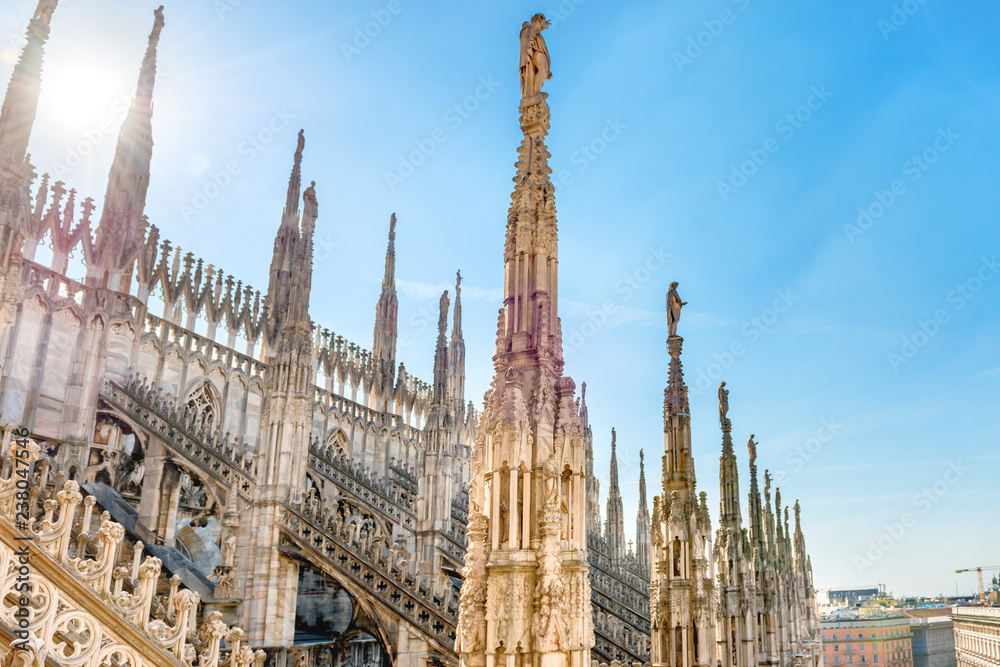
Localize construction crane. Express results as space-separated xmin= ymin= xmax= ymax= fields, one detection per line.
xmin=955 ymin=566 xmax=1000 ymax=603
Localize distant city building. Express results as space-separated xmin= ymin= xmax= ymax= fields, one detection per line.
xmin=821 ymin=617 xmax=914 ymax=667
xmin=902 ymin=609 xmax=956 ymax=667
xmin=952 ymin=606 xmax=1000 ymax=667
xmin=829 ymin=588 xmax=884 ymax=607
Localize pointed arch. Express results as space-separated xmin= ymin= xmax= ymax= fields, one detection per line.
xmin=184 ymin=381 xmax=222 ymax=431
xmin=327 ymin=427 xmax=350 ymax=459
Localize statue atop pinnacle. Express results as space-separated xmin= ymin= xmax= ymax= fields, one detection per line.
xmin=718 ymin=381 xmax=729 ymax=423
xmin=519 ymin=13 xmax=552 ymax=101
xmin=33 ymin=0 xmax=57 ymax=26
xmin=666 ymin=281 xmax=687 ymax=337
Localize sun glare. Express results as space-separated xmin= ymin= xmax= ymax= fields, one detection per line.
xmin=40 ymin=56 xmax=134 ymax=136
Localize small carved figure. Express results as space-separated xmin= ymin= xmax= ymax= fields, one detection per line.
xmin=469 ymin=459 xmax=482 ymax=513
xmin=83 ymin=450 xmax=115 ymax=485
xmin=151 ymin=6 xmax=165 ymax=43
xmin=718 ymin=381 xmax=729 ymax=423
xmin=498 ymin=466 xmax=510 ymax=544
xmin=666 ymin=281 xmax=687 ymax=337
xmin=748 ymin=435 xmax=757 ymax=464
xmin=303 ymin=181 xmax=318 ymax=219
xmin=519 ymin=14 xmax=552 ymax=99
xmin=33 ymin=0 xmax=57 ymax=24
xmin=222 ymin=533 xmax=237 ymax=566
xmin=543 ymin=454 xmax=559 ymax=506
xmin=117 ymin=456 xmax=145 ymax=496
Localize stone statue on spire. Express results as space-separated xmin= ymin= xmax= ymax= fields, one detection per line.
xmin=666 ymin=281 xmax=687 ymax=337
xmin=33 ymin=0 xmax=57 ymax=25
xmin=748 ymin=434 xmax=757 ymax=464
xmin=438 ymin=290 xmax=449 ymax=331
xmin=151 ymin=5 xmax=165 ymax=42
xmin=303 ymin=180 xmax=317 ymax=218
xmin=295 ymin=129 xmax=305 ymax=160
xmin=718 ymin=381 xmax=729 ymax=423
xmin=519 ymin=14 xmax=552 ymax=100
xmin=389 ymin=212 xmax=396 ymax=237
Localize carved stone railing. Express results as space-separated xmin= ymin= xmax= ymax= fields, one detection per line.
xmin=143 ymin=313 xmax=268 ymax=378
xmin=307 ymin=440 xmax=415 ymax=529
xmin=450 ymin=494 xmax=468 ymax=525
xmin=22 ymin=259 xmax=144 ymax=320
xmin=277 ymin=497 xmax=458 ymax=656
xmin=437 ymin=522 xmax=466 ymax=567
xmin=387 ymin=457 xmax=418 ymax=495
xmin=314 ymin=334 xmax=431 ymax=426
xmin=0 ymin=428 xmax=264 ymax=667
xmin=101 ymin=377 xmax=256 ymax=497
xmin=588 ymin=535 xmax=651 ymax=664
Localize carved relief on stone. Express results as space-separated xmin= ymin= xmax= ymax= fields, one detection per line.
xmin=110 ymin=321 xmax=137 ymax=340
xmin=53 ymin=307 xmax=81 ymax=327
xmin=532 ymin=504 xmax=567 ymax=653
xmin=531 ymin=370 xmax=556 ymax=430
xmin=24 ymin=294 xmax=45 ymax=312
xmin=487 ymin=574 xmax=513 ymax=647
xmin=456 ymin=513 xmax=488 ymax=654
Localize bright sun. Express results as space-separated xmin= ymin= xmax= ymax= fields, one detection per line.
xmin=39 ymin=55 xmax=136 ymax=136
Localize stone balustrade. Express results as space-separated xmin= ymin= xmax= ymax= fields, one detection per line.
xmin=278 ymin=492 xmax=459 ymax=653
xmin=103 ymin=376 xmax=256 ymax=495
xmin=0 ymin=428 xmax=264 ymax=667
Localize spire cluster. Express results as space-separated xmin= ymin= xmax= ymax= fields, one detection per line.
xmin=650 ymin=312 xmax=818 ymax=667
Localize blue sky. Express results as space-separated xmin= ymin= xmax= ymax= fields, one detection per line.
xmin=3 ymin=0 xmax=998 ymax=597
